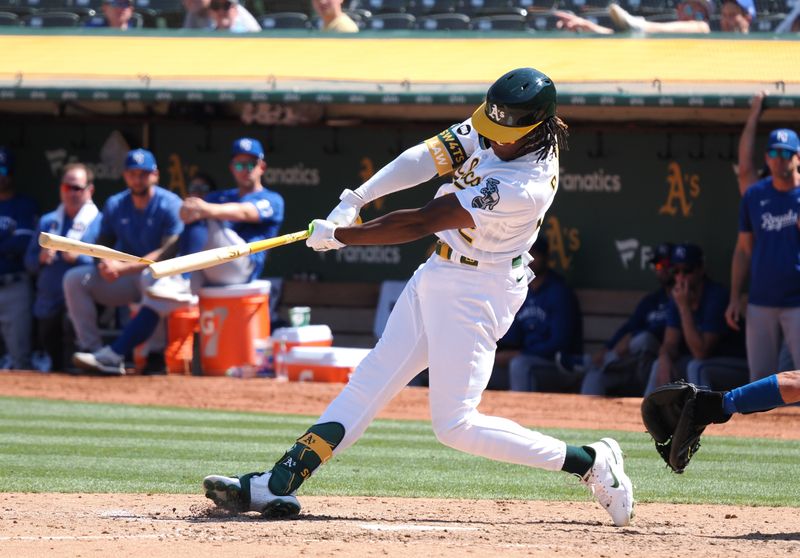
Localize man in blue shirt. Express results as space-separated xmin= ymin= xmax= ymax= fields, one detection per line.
xmin=646 ymin=243 xmax=747 ymax=394
xmin=66 ymin=149 xmax=183 ymax=375
xmin=497 ymin=236 xmax=583 ymax=392
xmin=25 ymin=163 xmax=102 ymax=372
xmin=726 ymin=128 xmax=800 ymax=381
xmin=579 ymin=242 xmax=673 ymax=396
xmin=0 ymin=147 xmax=39 ymax=370
xmin=73 ymin=138 xmax=284 ymax=375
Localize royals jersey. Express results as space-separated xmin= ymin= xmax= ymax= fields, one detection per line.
xmin=424 ymin=118 xmax=558 ymax=263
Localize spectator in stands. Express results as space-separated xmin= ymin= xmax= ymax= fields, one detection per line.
xmin=646 ymin=243 xmax=747 ymax=394
xmin=577 ymin=242 xmax=673 ymax=396
xmin=182 ymin=0 xmax=261 ymax=30
xmin=608 ymin=0 xmax=714 ymax=33
xmin=208 ymin=0 xmax=261 ymax=32
xmin=720 ymin=0 xmax=755 ymax=32
xmin=726 ymin=128 xmax=800 ymax=381
xmin=86 ymin=0 xmax=135 ymax=29
xmin=65 ymin=149 xmax=183 ymax=375
xmin=24 ymin=164 xmax=101 ymax=372
xmin=496 ymin=236 xmax=584 ymax=393
xmin=313 ymin=0 xmax=359 ymax=33
xmin=0 ymin=147 xmax=38 ymax=370
xmin=72 ymin=138 xmax=284 ymax=375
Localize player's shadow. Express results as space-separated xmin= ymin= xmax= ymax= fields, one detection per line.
xmin=707 ymin=532 xmax=800 ymax=542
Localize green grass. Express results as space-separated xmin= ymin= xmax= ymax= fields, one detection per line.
xmin=1 ymin=396 xmax=799 ymax=506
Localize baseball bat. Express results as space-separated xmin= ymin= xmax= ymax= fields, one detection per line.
xmin=39 ymin=232 xmax=155 ymax=265
xmin=148 ymin=228 xmax=311 ymax=279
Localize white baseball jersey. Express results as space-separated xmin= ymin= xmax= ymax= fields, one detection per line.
xmin=425 ymin=118 xmax=559 ymax=264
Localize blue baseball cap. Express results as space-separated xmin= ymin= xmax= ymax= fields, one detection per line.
xmin=231 ymin=138 xmax=264 ymax=159
xmin=671 ymin=243 xmax=704 ymax=267
xmin=125 ymin=148 xmax=158 ymax=172
xmin=649 ymin=242 xmax=674 ymax=265
xmin=727 ymin=0 xmax=756 ymax=18
xmin=767 ymin=128 xmax=800 ymax=153
xmin=0 ymin=147 xmax=12 ymax=176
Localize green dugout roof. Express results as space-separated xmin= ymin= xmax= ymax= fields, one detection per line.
xmin=1 ymin=29 xmax=799 ymax=108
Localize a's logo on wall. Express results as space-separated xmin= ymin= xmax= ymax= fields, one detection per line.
xmin=659 ymin=162 xmax=700 ymax=217
xmin=545 ymin=215 xmax=580 ymax=271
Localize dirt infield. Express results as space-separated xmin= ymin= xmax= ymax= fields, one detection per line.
xmin=2 ymin=372 xmax=800 ymax=557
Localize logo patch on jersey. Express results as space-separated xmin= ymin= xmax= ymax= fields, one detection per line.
xmin=471 ymin=177 xmax=500 ymax=210
xmin=456 ymin=124 xmax=472 ymax=136
xmin=487 ymin=104 xmax=506 ymax=123
xmin=424 ymin=127 xmax=467 ymax=176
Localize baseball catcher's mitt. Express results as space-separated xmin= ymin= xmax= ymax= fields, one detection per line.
xmin=640 ymin=381 xmax=731 ymax=473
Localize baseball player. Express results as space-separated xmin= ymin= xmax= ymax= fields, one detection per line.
xmin=73 ymin=138 xmax=284 ymax=375
xmin=0 ymin=146 xmax=39 ymax=370
xmin=725 ymin=128 xmax=800 ymax=381
xmin=203 ymin=68 xmax=634 ymax=527
xmin=66 ymin=149 xmax=184 ymax=375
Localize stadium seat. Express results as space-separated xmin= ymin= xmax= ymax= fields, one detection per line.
xmin=23 ymin=11 xmax=81 ymax=27
xmin=410 ymin=0 xmax=462 ymax=15
xmin=628 ymin=0 xmax=676 ymax=16
xmin=260 ymin=11 xmax=311 ymax=29
xmin=134 ymin=0 xmax=183 ymax=11
xmin=344 ymin=7 xmax=371 ymax=27
xmin=526 ymin=10 xmax=564 ymax=30
xmin=0 ymin=10 xmax=19 ymax=25
xmin=368 ymin=12 xmax=416 ymax=28
xmin=559 ymin=0 xmax=613 ymax=13
xmin=73 ymin=0 xmax=105 ymax=9
xmin=417 ymin=12 xmax=470 ymax=28
xmin=752 ymin=13 xmax=786 ymax=31
xmin=20 ymin=0 xmax=69 ymax=9
xmin=471 ymin=13 xmax=527 ymax=29
xmin=367 ymin=0 xmax=413 ymax=13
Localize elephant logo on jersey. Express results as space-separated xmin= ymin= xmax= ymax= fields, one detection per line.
xmin=487 ymin=104 xmax=505 ymax=123
xmin=471 ymin=178 xmax=500 ymax=210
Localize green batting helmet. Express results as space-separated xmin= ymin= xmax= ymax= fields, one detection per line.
xmin=471 ymin=68 xmax=557 ymax=144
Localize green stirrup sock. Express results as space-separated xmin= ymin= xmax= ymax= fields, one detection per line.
xmin=562 ymin=445 xmax=595 ymax=477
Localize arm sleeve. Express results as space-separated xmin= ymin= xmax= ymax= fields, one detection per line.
xmin=23 ymin=224 xmax=42 ymax=273
xmin=353 ymin=142 xmax=439 ymax=204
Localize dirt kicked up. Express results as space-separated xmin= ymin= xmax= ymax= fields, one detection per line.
xmin=1 ymin=372 xmax=799 ymax=558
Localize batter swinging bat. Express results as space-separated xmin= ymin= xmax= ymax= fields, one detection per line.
xmin=149 ymin=228 xmax=311 ymax=279
xmin=39 ymin=232 xmax=155 ymax=264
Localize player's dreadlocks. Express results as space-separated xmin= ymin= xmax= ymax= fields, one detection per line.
xmin=519 ymin=116 xmax=569 ymax=161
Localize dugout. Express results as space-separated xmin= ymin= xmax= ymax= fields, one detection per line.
xmin=1 ymin=28 xmax=799 ymax=291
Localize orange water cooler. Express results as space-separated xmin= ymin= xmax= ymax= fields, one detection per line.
xmin=198 ymin=280 xmax=271 ymax=376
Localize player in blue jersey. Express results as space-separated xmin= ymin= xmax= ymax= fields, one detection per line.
xmin=66 ymin=149 xmax=184 ymax=375
xmin=0 ymin=146 xmax=39 ymax=370
xmin=647 ymin=244 xmax=747 ymax=394
xmin=72 ymin=138 xmax=284 ymax=375
xmin=726 ymin=128 xmax=800 ymax=381
xmin=496 ymin=236 xmax=583 ymax=392
xmin=578 ymin=242 xmax=673 ymax=396
xmin=25 ymin=163 xmax=102 ymax=372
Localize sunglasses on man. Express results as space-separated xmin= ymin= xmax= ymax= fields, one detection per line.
xmin=210 ymin=1 xmax=233 ymax=11
xmin=232 ymin=161 xmax=257 ymax=172
xmin=61 ymin=182 xmax=88 ymax=192
xmin=767 ymin=148 xmax=797 ymax=161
